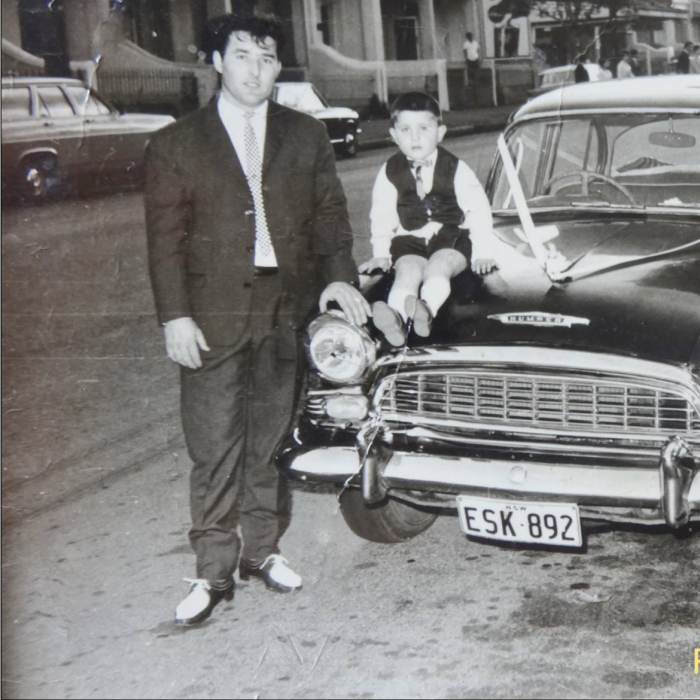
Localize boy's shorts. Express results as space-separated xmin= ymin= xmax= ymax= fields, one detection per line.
xmin=390 ymin=226 xmax=471 ymax=263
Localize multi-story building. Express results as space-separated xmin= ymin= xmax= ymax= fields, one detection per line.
xmin=2 ymin=0 xmax=699 ymax=113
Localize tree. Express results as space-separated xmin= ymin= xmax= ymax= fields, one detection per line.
xmin=528 ymin=0 xmax=639 ymax=63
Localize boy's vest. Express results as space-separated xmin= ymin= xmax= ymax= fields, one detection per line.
xmin=385 ymin=147 xmax=464 ymax=232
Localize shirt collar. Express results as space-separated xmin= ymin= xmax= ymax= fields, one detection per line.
xmin=217 ymin=94 xmax=269 ymax=122
xmin=409 ymin=149 xmax=438 ymax=168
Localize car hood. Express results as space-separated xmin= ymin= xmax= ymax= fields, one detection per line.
xmin=312 ymin=107 xmax=359 ymax=120
xmin=422 ymin=214 xmax=700 ymax=368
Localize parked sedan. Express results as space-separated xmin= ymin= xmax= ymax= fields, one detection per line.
xmin=272 ymin=82 xmax=361 ymax=157
xmin=282 ymin=76 xmax=700 ymax=549
xmin=529 ymin=63 xmax=604 ymax=97
xmin=1 ymin=77 xmax=174 ymax=200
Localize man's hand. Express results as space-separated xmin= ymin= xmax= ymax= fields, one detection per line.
xmin=358 ymin=257 xmax=391 ymax=274
xmin=472 ymin=258 xmax=499 ymax=276
xmin=164 ymin=317 xmax=210 ymax=369
xmin=319 ymin=282 xmax=372 ymax=327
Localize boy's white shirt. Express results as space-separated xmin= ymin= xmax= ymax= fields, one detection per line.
xmin=369 ymin=148 xmax=496 ymax=260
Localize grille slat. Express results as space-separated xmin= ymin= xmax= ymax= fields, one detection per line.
xmin=378 ymin=372 xmax=700 ymax=440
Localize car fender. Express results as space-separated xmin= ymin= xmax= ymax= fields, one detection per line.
xmin=15 ymin=145 xmax=59 ymax=168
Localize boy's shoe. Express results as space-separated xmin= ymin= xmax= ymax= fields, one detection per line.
xmin=238 ymin=555 xmax=302 ymax=593
xmin=174 ymin=578 xmax=234 ymax=626
xmin=372 ymin=301 xmax=408 ymax=347
xmin=405 ymin=296 xmax=433 ymax=338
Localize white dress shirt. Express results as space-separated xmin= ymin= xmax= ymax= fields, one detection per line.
xmin=369 ymin=149 xmax=496 ymax=261
xmin=463 ymin=40 xmax=480 ymax=61
xmin=617 ymin=60 xmax=634 ymax=79
xmin=217 ymin=95 xmax=278 ymax=267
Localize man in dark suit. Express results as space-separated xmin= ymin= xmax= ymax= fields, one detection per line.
xmin=145 ymin=14 xmax=370 ymax=626
xmin=677 ymin=41 xmax=693 ymax=74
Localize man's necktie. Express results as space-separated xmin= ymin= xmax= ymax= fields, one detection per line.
xmin=244 ymin=111 xmax=276 ymax=263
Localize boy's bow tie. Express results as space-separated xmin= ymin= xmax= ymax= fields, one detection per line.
xmin=410 ymin=158 xmax=433 ymax=168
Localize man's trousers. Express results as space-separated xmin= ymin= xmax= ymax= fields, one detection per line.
xmin=180 ymin=273 xmax=299 ymax=584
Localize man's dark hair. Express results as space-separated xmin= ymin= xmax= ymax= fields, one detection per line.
xmin=575 ymin=54 xmax=586 ymax=64
xmin=390 ymin=92 xmax=441 ymax=125
xmin=200 ymin=13 xmax=286 ymax=64
xmin=684 ymin=41 xmax=694 ymax=50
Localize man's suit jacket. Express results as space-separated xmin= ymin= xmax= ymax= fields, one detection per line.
xmin=144 ymin=99 xmax=358 ymax=353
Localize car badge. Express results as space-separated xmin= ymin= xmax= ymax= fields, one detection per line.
xmin=488 ymin=312 xmax=590 ymax=328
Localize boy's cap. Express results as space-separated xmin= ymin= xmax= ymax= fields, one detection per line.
xmin=390 ymin=92 xmax=441 ymax=123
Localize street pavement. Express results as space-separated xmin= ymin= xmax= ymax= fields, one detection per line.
xmin=2 ymin=133 xmax=699 ymax=699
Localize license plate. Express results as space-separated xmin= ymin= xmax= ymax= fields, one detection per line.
xmin=456 ymin=495 xmax=582 ymax=548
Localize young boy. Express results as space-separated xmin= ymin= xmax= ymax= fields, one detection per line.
xmin=359 ymin=92 xmax=498 ymax=346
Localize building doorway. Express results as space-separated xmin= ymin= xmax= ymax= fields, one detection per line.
xmin=382 ymin=0 xmax=421 ymax=61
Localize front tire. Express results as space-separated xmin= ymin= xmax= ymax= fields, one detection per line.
xmin=339 ymin=488 xmax=438 ymax=543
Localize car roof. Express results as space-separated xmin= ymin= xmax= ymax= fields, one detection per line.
xmin=2 ymin=76 xmax=85 ymax=87
xmin=515 ymin=75 xmax=700 ymax=120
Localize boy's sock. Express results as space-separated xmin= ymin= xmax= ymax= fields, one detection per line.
xmin=388 ymin=287 xmax=412 ymax=322
xmin=420 ymin=277 xmax=451 ymax=317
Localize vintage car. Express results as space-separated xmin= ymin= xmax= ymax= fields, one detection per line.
xmin=281 ymin=75 xmax=700 ymax=549
xmin=529 ymin=63 xmax=604 ymax=97
xmin=1 ymin=76 xmax=174 ymax=200
xmin=272 ymin=81 xmax=361 ymax=157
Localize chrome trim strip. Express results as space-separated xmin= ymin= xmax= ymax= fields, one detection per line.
xmin=511 ymin=108 xmax=700 ymax=125
xmin=396 ymin=425 xmax=667 ymax=458
xmin=287 ymin=446 xmax=700 ymax=506
xmin=381 ymin=412 xmax=700 ymax=447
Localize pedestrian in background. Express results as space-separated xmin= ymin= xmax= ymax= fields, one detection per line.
xmin=689 ymin=44 xmax=700 ymax=74
xmin=145 ymin=13 xmax=367 ymax=627
xmin=574 ymin=55 xmax=589 ymax=83
xmin=463 ymin=32 xmax=480 ymax=99
xmin=629 ymin=48 xmax=641 ymax=76
xmin=676 ymin=41 xmax=693 ymax=74
xmin=617 ymin=51 xmax=634 ymax=79
xmin=598 ymin=59 xmax=613 ymax=80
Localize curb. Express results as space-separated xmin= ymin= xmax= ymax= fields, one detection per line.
xmin=357 ymin=120 xmax=509 ymax=152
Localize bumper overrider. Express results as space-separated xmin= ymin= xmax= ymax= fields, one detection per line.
xmin=281 ymin=421 xmax=700 ymax=529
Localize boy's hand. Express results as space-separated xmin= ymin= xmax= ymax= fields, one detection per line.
xmin=472 ymin=258 xmax=499 ymax=275
xmin=358 ymin=257 xmax=391 ymax=274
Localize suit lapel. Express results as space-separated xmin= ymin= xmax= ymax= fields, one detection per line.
xmin=199 ymin=100 xmax=248 ymax=186
xmin=263 ymin=100 xmax=287 ymax=177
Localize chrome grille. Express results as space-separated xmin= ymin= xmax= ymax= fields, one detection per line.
xmin=379 ymin=371 xmax=700 ymax=439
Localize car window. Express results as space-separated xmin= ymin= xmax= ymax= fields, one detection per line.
xmin=64 ymin=86 xmax=112 ymax=116
xmin=492 ymin=114 xmax=700 ymax=211
xmin=1 ymin=87 xmax=31 ymax=121
xmin=492 ymin=121 xmax=547 ymax=206
xmin=275 ymin=84 xmax=326 ymax=112
xmin=37 ymin=86 xmax=75 ymax=118
xmin=549 ymin=120 xmax=600 ymax=182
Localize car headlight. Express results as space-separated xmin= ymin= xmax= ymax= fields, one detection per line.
xmin=307 ymin=312 xmax=376 ymax=384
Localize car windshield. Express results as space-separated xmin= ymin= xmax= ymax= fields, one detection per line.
xmin=275 ymin=84 xmax=328 ymax=112
xmin=492 ymin=113 xmax=700 ymax=212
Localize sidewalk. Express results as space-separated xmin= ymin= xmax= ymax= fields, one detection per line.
xmin=358 ymin=104 xmax=517 ymax=150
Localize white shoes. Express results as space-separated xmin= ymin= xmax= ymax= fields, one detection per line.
xmin=238 ymin=554 xmax=303 ymax=593
xmin=174 ymin=578 xmax=234 ymax=626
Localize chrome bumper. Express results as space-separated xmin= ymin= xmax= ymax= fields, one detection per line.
xmin=287 ymin=435 xmax=700 ymax=528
